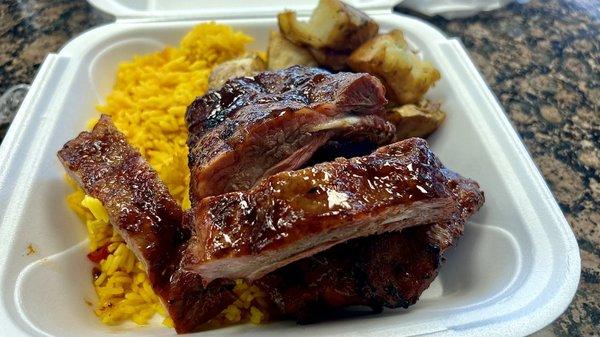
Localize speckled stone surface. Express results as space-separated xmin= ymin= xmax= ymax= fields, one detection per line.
xmin=0 ymin=0 xmax=597 ymax=335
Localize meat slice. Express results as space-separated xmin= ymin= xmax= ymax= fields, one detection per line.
xmin=256 ymin=170 xmax=484 ymax=322
xmin=58 ymin=115 xmax=185 ymax=283
xmin=185 ymin=65 xmax=390 ymax=203
xmin=183 ymin=138 xmax=466 ymax=284
xmin=57 ymin=115 xmax=235 ymax=333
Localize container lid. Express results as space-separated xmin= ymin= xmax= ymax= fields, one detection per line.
xmin=88 ymin=0 xmax=399 ymax=20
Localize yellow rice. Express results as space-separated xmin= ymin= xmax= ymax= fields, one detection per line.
xmin=66 ymin=22 xmax=269 ymax=328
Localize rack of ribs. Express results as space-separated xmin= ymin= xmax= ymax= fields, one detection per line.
xmin=58 ymin=70 xmax=485 ymax=334
xmin=58 ymin=115 xmax=236 ymax=333
xmin=185 ymin=65 xmax=393 ymax=203
xmin=182 ymin=138 xmax=477 ymax=284
xmin=255 ymin=169 xmax=484 ymax=322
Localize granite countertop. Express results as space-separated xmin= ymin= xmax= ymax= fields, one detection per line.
xmin=0 ymin=0 xmax=597 ymax=335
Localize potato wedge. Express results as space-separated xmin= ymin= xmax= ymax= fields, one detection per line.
xmin=267 ymin=31 xmax=318 ymax=70
xmin=387 ymin=100 xmax=446 ymax=140
xmin=348 ymin=29 xmax=441 ymax=104
xmin=208 ymin=53 xmax=267 ymax=90
xmin=278 ymin=0 xmax=378 ymax=52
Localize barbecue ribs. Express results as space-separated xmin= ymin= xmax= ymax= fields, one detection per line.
xmin=183 ymin=138 xmax=476 ymax=284
xmin=256 ymin=166 xmax=484 ymax=322
xmin=185 ymin=66 xmax=392 ymax=203
xmin=58 ymin=115 xmax=236 ymax=333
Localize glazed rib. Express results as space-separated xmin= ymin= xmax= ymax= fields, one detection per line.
xmin=57 ymin=115 xmax=235 ymax=333
xmin=58 ymin=115 xmax=185 ymax=282
xmin=256 ymin=169 xmax=484 ymax=322
xmin=185 ymin=65 xmax=390 ymax=203
xmin=183 ymin=138 xmax=465 ymax=284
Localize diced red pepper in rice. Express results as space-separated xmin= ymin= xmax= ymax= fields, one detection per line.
xmin=87 ymin=245 xmax=110 ymax=263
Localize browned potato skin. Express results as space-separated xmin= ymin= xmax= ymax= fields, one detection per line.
xmin=387 ymin=100 xmax=446 ymax=140
xmin=208 ymin=53 xmax=267 ymax=90
xmin=348 ymin=29 xmax=441 ymax=104
xmin=267 ymin=31 xmax=318 ymax=70
xmin=278 ymin=0 xmax=378 ymax=52
xmin=308 ymin=47 xmax=349 ymax=71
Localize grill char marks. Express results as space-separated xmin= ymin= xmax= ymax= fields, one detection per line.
xmin=183 ymin=138 xmax=470 ymax=285
xmin=57 ymin=115 xmax=236 ymax=333
xmin=185 ymin=66 xmax=389 ymax=203
xmin=255 ymin=169 xmax=484 ymax=322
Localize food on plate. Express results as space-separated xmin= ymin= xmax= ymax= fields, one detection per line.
xmin=348 ymin=29 xmax=441 ymax=104
xmin=59 ymin=116 xmax=238 ymax=332
xmin=275 ymin=0 xmax=442 ymax=90
xmin=65 ymin=23 xmax=268 ymax=327
xmin=208 ymin=53 xmax=266 ymax=90
xmin=277 ymin=0 xmax=378 ymax=52
xmin=257 ymin=169 xmax=483 ymax=322
xmin=183 ymin=138 xmax=477 ymax=283
xmin=59 ymin=116 xmax=483 ymax=333
xmin=185 ymin=66 xmax=391 ymax=203
xmin=95 ymin=22 xmax=253 ymax=209
xmin=277 ymin=0 xmax=379 ymax=71
xmin=387 ymin=99 xmax=446 ymax=140
xmin=267 ymin=31 xmax=317 ymax=70
xmin=59 ymin=0 xmax=481 ymax=333
xmin=59 ymin=116 xmax=184 ymax=280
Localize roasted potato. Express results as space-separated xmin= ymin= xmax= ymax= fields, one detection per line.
xmin=208 ymin=53 xmax=267 ymax=90
xmin=348 ymin=29 xmax=441 ymax=104
xmin=278 ymin=0 xmax=378 ymax=52
xmin=267 ymin=31 xmax=318 ymax=70
xmin=387 ymin=100 xmax=446 ymax=140
xmin=308 ymin=47 xmax=349 ymax=71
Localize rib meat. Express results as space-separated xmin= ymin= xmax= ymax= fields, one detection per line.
xmin=185 ymin=65 xmax=390 ymax=203
xmin=255 ymin=169 xmax=484 ymax=322
xmin=58 ymin=115 xmax=235 ymax=333
xmin=183 ymin=138 xmax=468 ymax=284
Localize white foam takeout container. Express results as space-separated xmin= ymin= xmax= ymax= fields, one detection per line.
xmin=0 ymin=1 xmax=580 ymax=336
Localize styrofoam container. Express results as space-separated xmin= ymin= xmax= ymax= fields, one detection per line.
xmin=0 ymin=1 xmax=580 ymax=336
